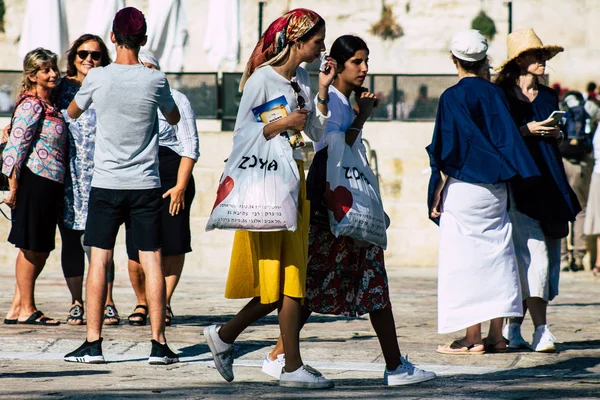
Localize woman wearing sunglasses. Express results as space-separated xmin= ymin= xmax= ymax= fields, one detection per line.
xmin=53 ymin=34 xmax=119 ymax=326
xmin=203 ymin=8 xmax=338 ymax=389
xmin=495 ymin=29 xmax=580 ymax=353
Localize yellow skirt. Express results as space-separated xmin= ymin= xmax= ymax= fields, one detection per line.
xmin=225 ymin=160 xmax=310 ymax=304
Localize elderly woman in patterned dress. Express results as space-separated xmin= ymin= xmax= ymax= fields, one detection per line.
xmin=2 ymin=48 xmax=67 ymax=326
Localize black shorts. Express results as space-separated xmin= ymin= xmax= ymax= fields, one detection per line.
xmin=84 ymin=187 xmax=163 ymax=251
xmin=126 ymin=147 xmax=195 ymax=262
xmin=8 ymin=167 xmax=63 ymax=252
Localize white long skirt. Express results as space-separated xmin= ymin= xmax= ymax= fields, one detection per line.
xmin=438 ymin=178 xmax=523 ymax=334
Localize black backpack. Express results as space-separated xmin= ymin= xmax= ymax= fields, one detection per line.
xmin=559 ymin=91 xmax=592 ymax=160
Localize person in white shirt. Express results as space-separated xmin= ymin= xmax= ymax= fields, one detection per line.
xmin=203 ymin=8 xmax=338 ymax=389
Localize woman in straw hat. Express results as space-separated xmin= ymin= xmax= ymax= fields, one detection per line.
xmin=495 ymin=28 xmax=581 ymax=353
xmin=203 ymin=8 xmax=337 ymax=389
xmin=427 ymin=29 xmax=539 ymax=355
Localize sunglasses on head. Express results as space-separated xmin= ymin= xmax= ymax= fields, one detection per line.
xmin=76 ymin=50 xmax=102 ymax=61
xmin=290 ymin=81 xmax=306 ymax=109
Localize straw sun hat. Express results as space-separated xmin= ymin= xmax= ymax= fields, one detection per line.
xmin=495 ymin=28 xmax=563 ymax=71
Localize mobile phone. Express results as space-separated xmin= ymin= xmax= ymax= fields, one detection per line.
xmin=546 ymin=110 xmax=566 ymax=126
xmin=319 ymin=52 xmax=329 ymax=73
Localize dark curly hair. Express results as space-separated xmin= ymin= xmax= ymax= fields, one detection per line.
xmin=65 ymin=34 xmax=111 ymax=77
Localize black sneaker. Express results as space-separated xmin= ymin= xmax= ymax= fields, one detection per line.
xmin=64 ymin=338 xmax=105 ymax=364
xmin=148 ymin=340 xmax=179 ymax=365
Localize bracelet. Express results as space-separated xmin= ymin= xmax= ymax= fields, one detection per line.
xmin=317 ymin=95 xmax=329 ymax=105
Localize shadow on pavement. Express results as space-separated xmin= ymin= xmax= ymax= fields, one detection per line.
xmin=559 ymin=340 xmax=600 ymax=350
xmin=173 ymin=314 xmax=359 ymax=327
xmin=5 ymin=375 xmax=599 ymax=399
xmin=0 ymin=369 xmax=109 ymax=379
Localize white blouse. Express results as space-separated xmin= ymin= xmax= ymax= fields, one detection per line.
xmin=313 ymin=85 xmax=362 ymax=153
xmin=233 ymin=65 xmax=330 ymax=160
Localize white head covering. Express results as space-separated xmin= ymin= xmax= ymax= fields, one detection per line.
xmin=450 ymin=29 xmax=488 ymax=62
xmin=138 ymin=48 xmax=160 ymax=70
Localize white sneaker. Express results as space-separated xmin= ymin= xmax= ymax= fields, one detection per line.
xmin=504 ymin=323 xmax=530 ymax=349
xmin=261 ymin=352 xmax=285 ymax=379
xmin=203 ymin=325 xmax=235 ymax=382
xmin=531 ymin=325 xmax=556 ymax=353
xmin=279 ymin=364 xmax=334 ymax=389
xmin=384 ymin=356 xmax=436 ymax=386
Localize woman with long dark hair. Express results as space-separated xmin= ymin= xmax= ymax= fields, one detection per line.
xmin=203 ymin=9 xmax=336 ymax=388
xmin=262 ymin=34 xmax=436 ymax=386
xmin=54 ymin=34 xmax=119 ymax=326
xmin=495 ymin=29 xmax=580 ymax=353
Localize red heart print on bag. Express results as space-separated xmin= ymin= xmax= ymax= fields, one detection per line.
xmin=211 ymin=176 xmax=234 ymax=211
xmin=325 ymin=182 xmax=353 ymax=222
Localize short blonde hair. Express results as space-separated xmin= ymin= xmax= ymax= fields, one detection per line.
xmin=19 ymin=48 xmax=59 ymax=97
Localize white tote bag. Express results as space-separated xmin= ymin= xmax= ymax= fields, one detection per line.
xmin=206 ymin=133 xmax=300 ymax=232
xmin=325 ymin=134 xmax=387 ymax=248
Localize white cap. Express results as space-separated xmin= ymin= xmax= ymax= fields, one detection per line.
xmin=138 ymin=49 xmax=160 ymax=70
xmin=450 ymin=29 xmax=488 ymax=62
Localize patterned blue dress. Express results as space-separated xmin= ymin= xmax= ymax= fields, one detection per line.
xmin=55 ymin=78 xmax=97 ymax=231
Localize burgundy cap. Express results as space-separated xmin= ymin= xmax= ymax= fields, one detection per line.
xmin=112 ymin=7 xmax=147 ymax=36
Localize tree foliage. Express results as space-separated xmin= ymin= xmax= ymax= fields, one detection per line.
xmin=471 ymin=10 xmax=497 ymax=41
xmin=370 ymin=5 xmax=404 ymax=41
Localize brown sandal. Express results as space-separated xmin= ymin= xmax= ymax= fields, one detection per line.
xmin=436 ymin=340 xmax=485 ymax=355
xmin=483 ymin=337 xmax=507 ymax=353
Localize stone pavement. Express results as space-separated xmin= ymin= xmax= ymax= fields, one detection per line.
xmin=0 ymin=260 xmax=599 ymax=399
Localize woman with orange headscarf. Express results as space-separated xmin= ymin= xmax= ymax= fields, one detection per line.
xmin=203 ymin=9 xmax=336 ymax=389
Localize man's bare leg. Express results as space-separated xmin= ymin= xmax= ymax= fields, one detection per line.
xmin=138 ymin=249 xmax=166 ymax=343
xmin=86 ymin=247 xmax=112 ymax=342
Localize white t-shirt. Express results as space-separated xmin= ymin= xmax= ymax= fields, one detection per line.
xmin=75 ymin=63 xmax=175 ymax=189
xmin=313 ymin=85 xmax=361 ymax=152
xmin=234 ymin=65 xmax=329 ymax=160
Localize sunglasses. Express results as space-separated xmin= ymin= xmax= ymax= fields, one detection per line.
xmin=76 ymin=50 xmax=102 ymax=61
xmin=290 ymin=81 xmax=306 ymax=109
xmin=530 ymin=49 xmax=550 ymax=61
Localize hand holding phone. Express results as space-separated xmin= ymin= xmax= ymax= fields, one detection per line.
xmin=544 ymin=110 xmax=566 ymax=127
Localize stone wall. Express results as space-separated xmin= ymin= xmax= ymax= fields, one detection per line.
xmin=0 ymin=0 xmax=596 ymax=90
xmin=0 ymin=120 xmax=439 ymax=273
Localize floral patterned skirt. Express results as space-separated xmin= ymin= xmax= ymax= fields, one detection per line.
xmin=305 ymin=225 xmax=390 ymax=317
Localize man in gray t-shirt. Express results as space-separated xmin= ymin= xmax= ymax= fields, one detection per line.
xmin=64 ymin=7 xmax=180 ymax=366
xmin=75 ymin=63 xmax=175 ymax=189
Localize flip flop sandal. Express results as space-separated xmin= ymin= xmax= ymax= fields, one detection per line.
xmin=483 ymin=337 xmax=507 ymax=353
xmin=165 ymin=306 xmax=174 ymax=327
xmin=104 ymin=304 xmax=120 ymax=326
xmin=66 ymin=304 xmax=84 ymax=325
xmin=18 ymin=310 xmax=60 ymax=326
xmin=436 ymin=340 xmax=485 ymax=355
xmin=3 ymin=318 xmax=17 ymax=325
xmin=128 ymin=304 xmax=148 ymax=326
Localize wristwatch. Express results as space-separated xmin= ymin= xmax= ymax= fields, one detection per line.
xmin=317 ymin=95 xmax=329 ymax=105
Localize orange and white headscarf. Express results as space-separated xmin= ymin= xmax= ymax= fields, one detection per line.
xmin=239 ymin=8 xmax=322 ymax=91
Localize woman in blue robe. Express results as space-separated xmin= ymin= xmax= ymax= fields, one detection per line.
xmin=427 ymin=29 xmax=539 ymax=355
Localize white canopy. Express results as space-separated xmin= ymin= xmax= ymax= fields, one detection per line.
xmin=18 ymin=0 xmax=69 ymax=60
xmin=147 ymin=0 xmax=188 ymax=72
xmin=203 ymin=0 xmax=240 ymax=71
xmin=84 ymin=0 xmax=126 ymax=52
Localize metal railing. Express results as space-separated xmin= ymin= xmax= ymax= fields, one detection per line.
xmin=0 ymin=70 xmax=460 ymax=124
